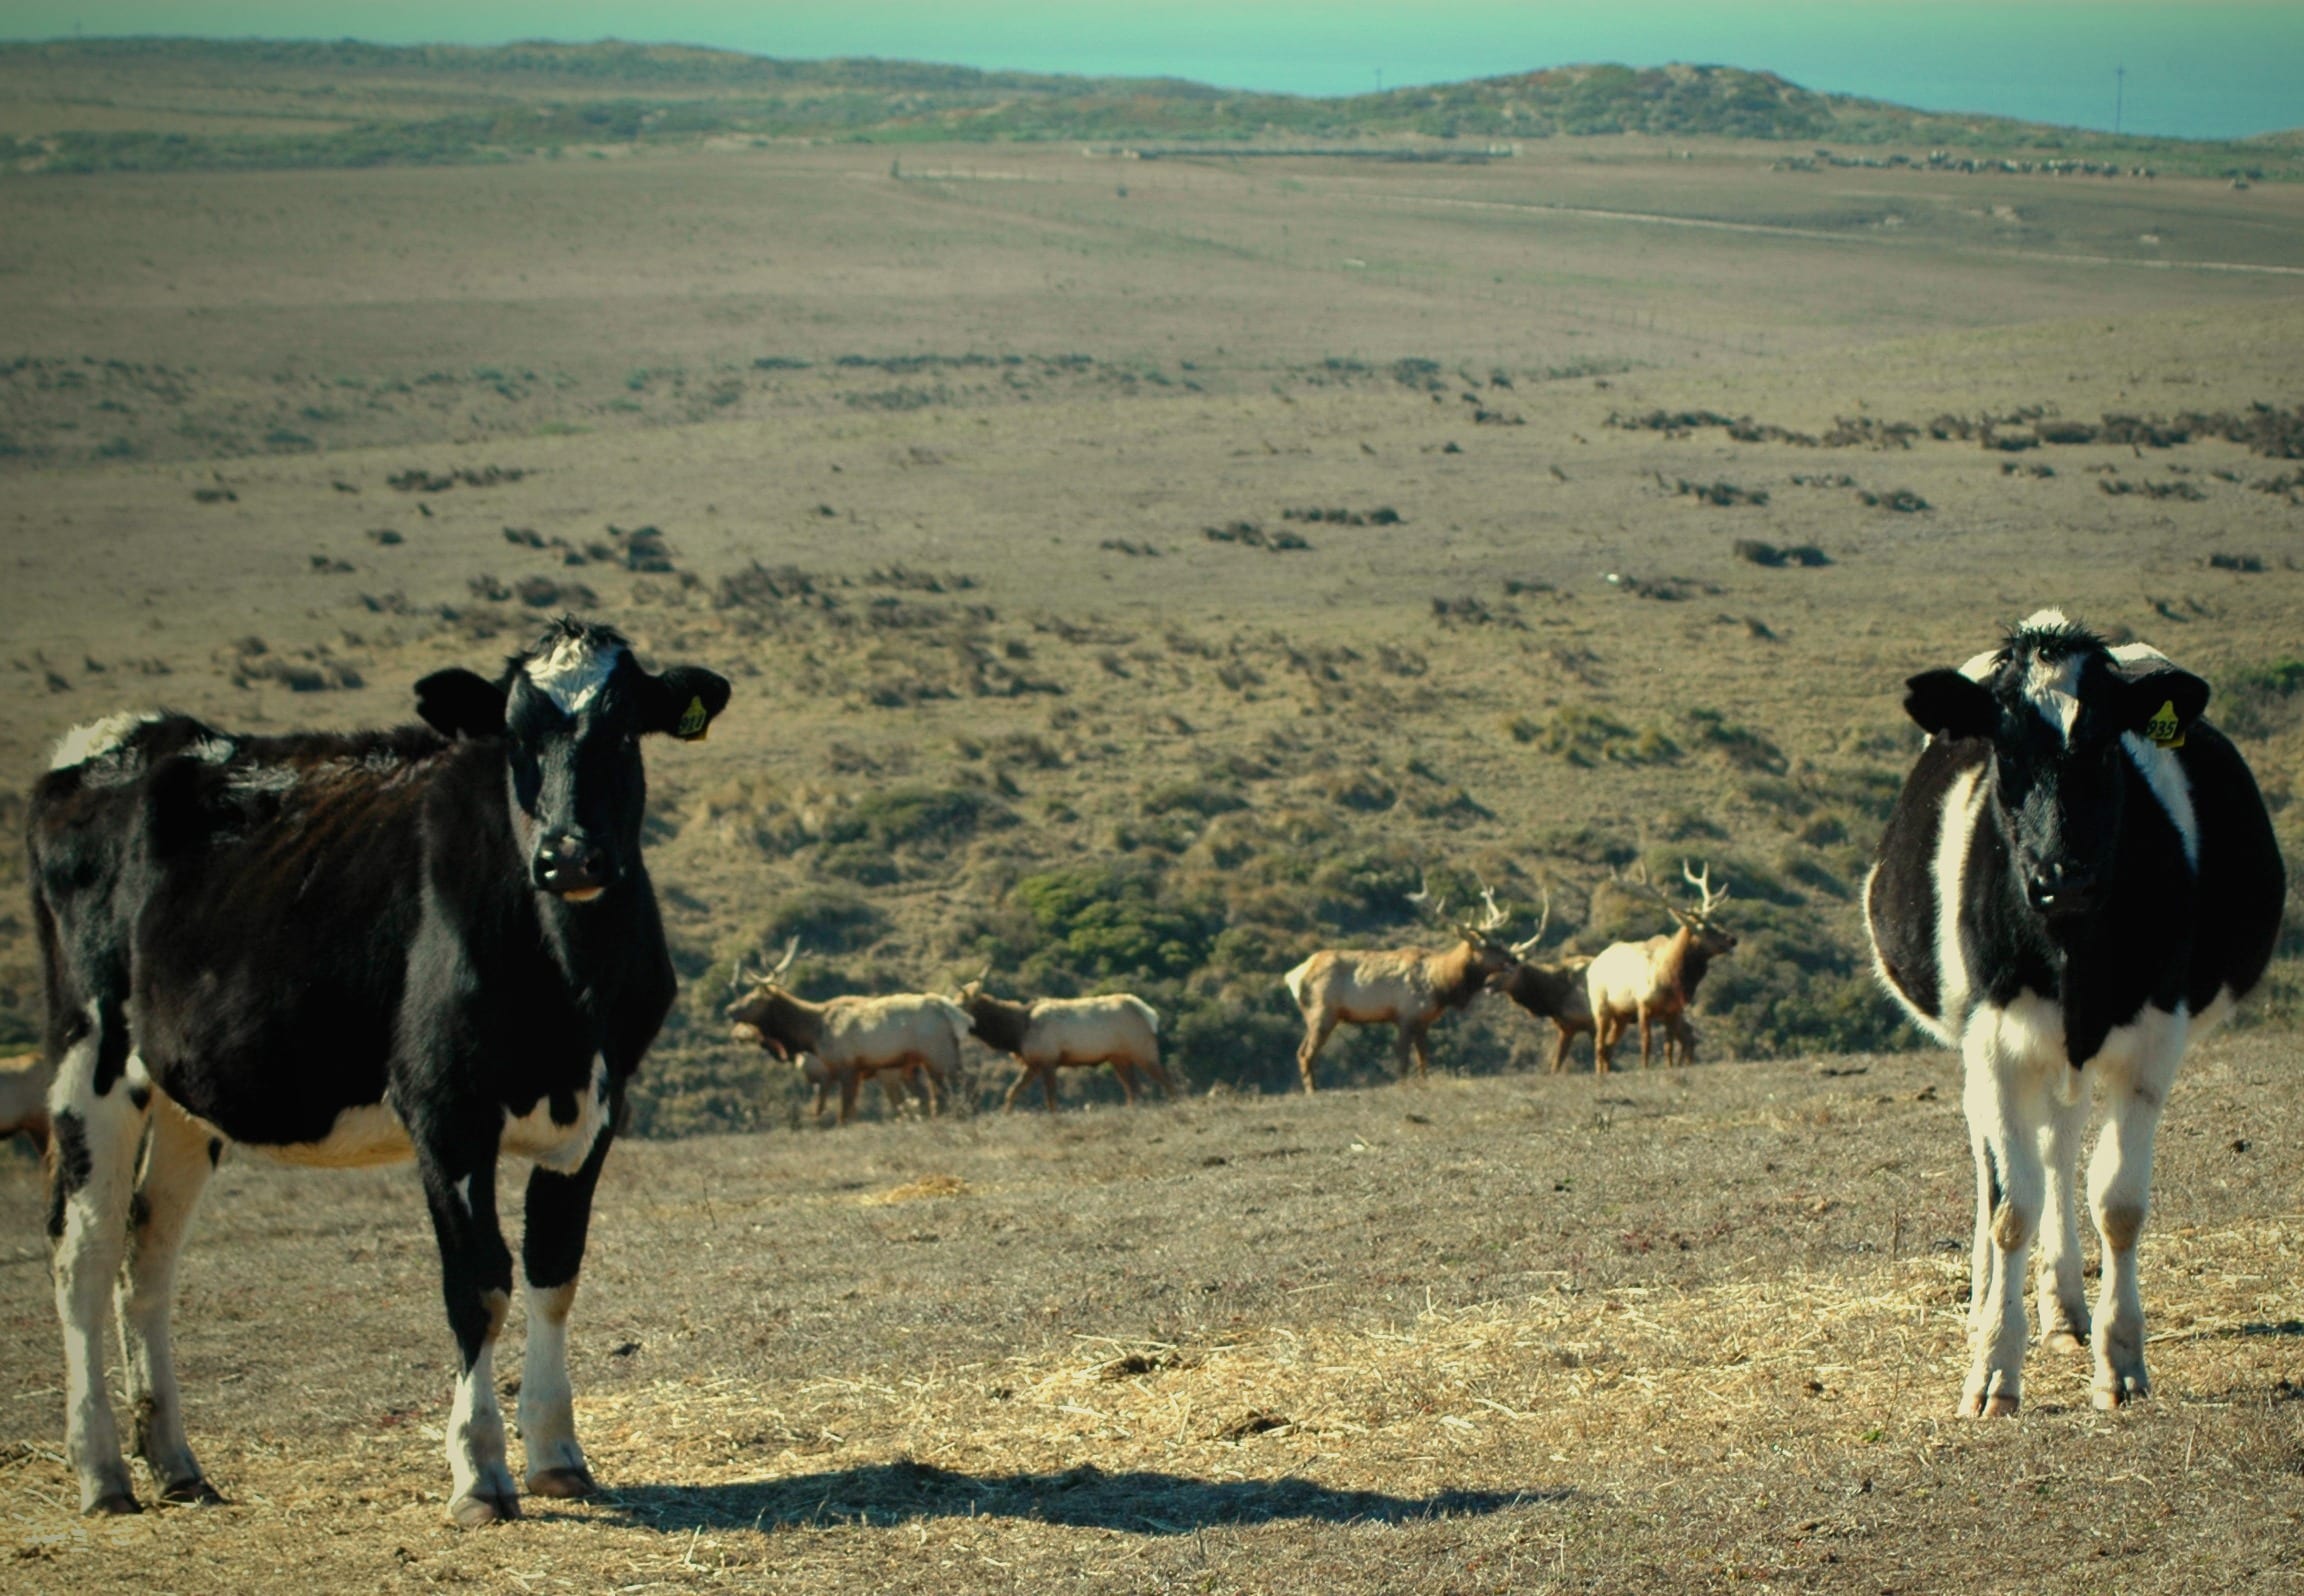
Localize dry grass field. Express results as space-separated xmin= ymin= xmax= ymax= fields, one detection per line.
xmin=1 ymin=98 xmax=2301 ymax=1591
xmin=3 ymin=1044 xmax=2299 ymax=1591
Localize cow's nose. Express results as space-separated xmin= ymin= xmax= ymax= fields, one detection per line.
xmin=533 ymin=834 xmax=610 ymax=895
xmin=2026 ymin=861 xmax=2097 ymax=917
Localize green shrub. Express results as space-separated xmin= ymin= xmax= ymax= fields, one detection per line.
xmin=1684 ymin=708 xmax=1788 ymax=774
xmin=1532 ymin=705 xmax=1680 ymax=767
xmin=761 ymin=888 xmax=888 ymax=953
xmin=1143 ymin=780 xmax=1247 ymax=818
xmin=2218 ymin=658 xmax=2304 ymax=739
xmin=1306 ymin=849 xmax=1421 ymax=932
xmin=825 ymin=784 xmax=1012 ymax=853
xmin=816 ymin=842 xmax=899 ymax=885
xmin=1007 ymin=864 xmax=1219 ymax=982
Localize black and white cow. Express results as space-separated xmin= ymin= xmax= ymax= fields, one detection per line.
xmin=1865 ymin=609 xmax=2283 ymax=1417
xmin=30 ymin=619 xmax=728 ymax=1523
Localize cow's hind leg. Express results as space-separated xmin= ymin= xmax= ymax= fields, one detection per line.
xmin=419 ymin=1144 xmax=519 ymax=1525
xmin=115 ymin=1094 xmax=222 ymax=1504
xmin=518 ymin=1133 xmax=611 ymax=1500
xmin=2032 ymin=1086 xmax=2091 ymax=1355
xmin=2085 ymin=1020 xmax=2184 ymax=1408
xmin=48 ymin=1006 xmax=150 ymax=1515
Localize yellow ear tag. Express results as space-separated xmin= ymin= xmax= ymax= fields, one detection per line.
xmin=2144 ymin=700 xmax=2184 ymax=749
xmin=674 ymin=694 xmax=710 ymax=741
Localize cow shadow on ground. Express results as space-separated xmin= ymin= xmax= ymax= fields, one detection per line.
xmin=597 ymin=1459 xmax=1562 ymax=1535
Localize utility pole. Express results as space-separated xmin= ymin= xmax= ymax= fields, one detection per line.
xmin=2114 ymin=66 xmax=2125 ymax=134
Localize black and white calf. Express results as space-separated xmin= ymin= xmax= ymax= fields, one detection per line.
xmin=31 ymin=619 xmax=728 ymax=1522
xmin=1865 ymin=610 xmax=2282 ymax=1416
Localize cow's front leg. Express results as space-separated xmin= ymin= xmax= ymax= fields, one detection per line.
xmin=1959 ymin=1033 xmax=2047 ymax=1417
xmin=519 ymin=1132 xmax=611 ymax=1499
xmin=2086 ymin=1032 xmax=2181 ymax=1408
xmin=419 ymin=1144 xmax=518 ymax=1525
xmin=116 ymin=1094 xmax=222 ymax=1504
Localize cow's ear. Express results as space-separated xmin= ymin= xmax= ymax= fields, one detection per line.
xmin=415 ymin=669 xmax=506 ymax=739
xmin=1903 ymin=669 xmax=1997 ymax=741
xmin=642 ymin=666 xmax=732 ymax=741
xmin=2117 ymin=667 xmax=2209 ymax=748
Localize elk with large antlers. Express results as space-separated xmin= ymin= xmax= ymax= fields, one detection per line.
xmin=1586 ymin=862 xmax=1737 ymax=1073
xmin=1282 ymin=881 xmax=1520 ymax=1092
xmin=1483 ymin=889 xmax=1600 ymax=1073
xmin=725 ymin=942 xmax=970 ymax=1123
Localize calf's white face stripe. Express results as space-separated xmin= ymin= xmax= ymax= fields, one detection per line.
xmin=2022 ymin=649 xmax=2087 ymax=741
xmin=525 ymin=636 xmax=625 ymax=715
xmin=48 ymin=711 xmax=162 ymax=771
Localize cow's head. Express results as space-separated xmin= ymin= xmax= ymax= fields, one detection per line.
xmin=1902 ymin=610 xmax=2206 ymax=925
xmin=414 ymin=619 xmax=730 ymax=904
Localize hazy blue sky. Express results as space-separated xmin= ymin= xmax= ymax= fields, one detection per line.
xmin=7 ymin=3 xmax=2298 ymax=139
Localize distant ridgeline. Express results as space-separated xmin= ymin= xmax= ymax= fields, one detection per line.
xmin=0 ymin=39 xmax=2282 ymax=177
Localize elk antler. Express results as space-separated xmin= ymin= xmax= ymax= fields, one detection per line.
xmin=1474 ymin=883 xmax=1511 ymax=934
xmin=1682 ymin=859 xmax=1730 ymax=921
xmin=1508 ymin=884 xmax=1552 ymax=959
xmin=727 ymin=959 xmax=751 ymax=997
xmin=768 ymin=936 xmax=802 ymax=981
xmin=1439 ymin=879 xmax=1512 ymax=949
xmin=1616 ymin=860 xmax=1677 ymax=914
xmin=1407 ymin=870 xmax=1448 ymax=924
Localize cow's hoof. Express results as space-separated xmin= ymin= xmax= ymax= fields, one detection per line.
xmin=448 ymin=1489 xmax=521 ymax=1527
xmin=2092 ymin=1374 xmax=2150 ymax=1410
xmin=84 ymin=1491 xmax=142 ymax=1517
xmin=157 ymin=1476 xmax=225 ymax=1506
xmin=526 ymin=1466 xmax=598 ymax=1500
xmin=2042 ymin=1328 xmax=2087 ymax=1355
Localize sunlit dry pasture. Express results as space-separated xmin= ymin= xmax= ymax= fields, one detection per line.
xmin=2 ymin=126 xmax=2301 ymax=1590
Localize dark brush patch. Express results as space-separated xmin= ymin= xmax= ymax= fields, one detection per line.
xmin=46 ymin=1110 xmax=91 ymax=1241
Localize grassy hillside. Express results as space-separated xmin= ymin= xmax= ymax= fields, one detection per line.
xmin=0 ymin=131 xmax=2298 ymax=1136
xmin=0 ymin=39 xmax=2289 ymax=179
